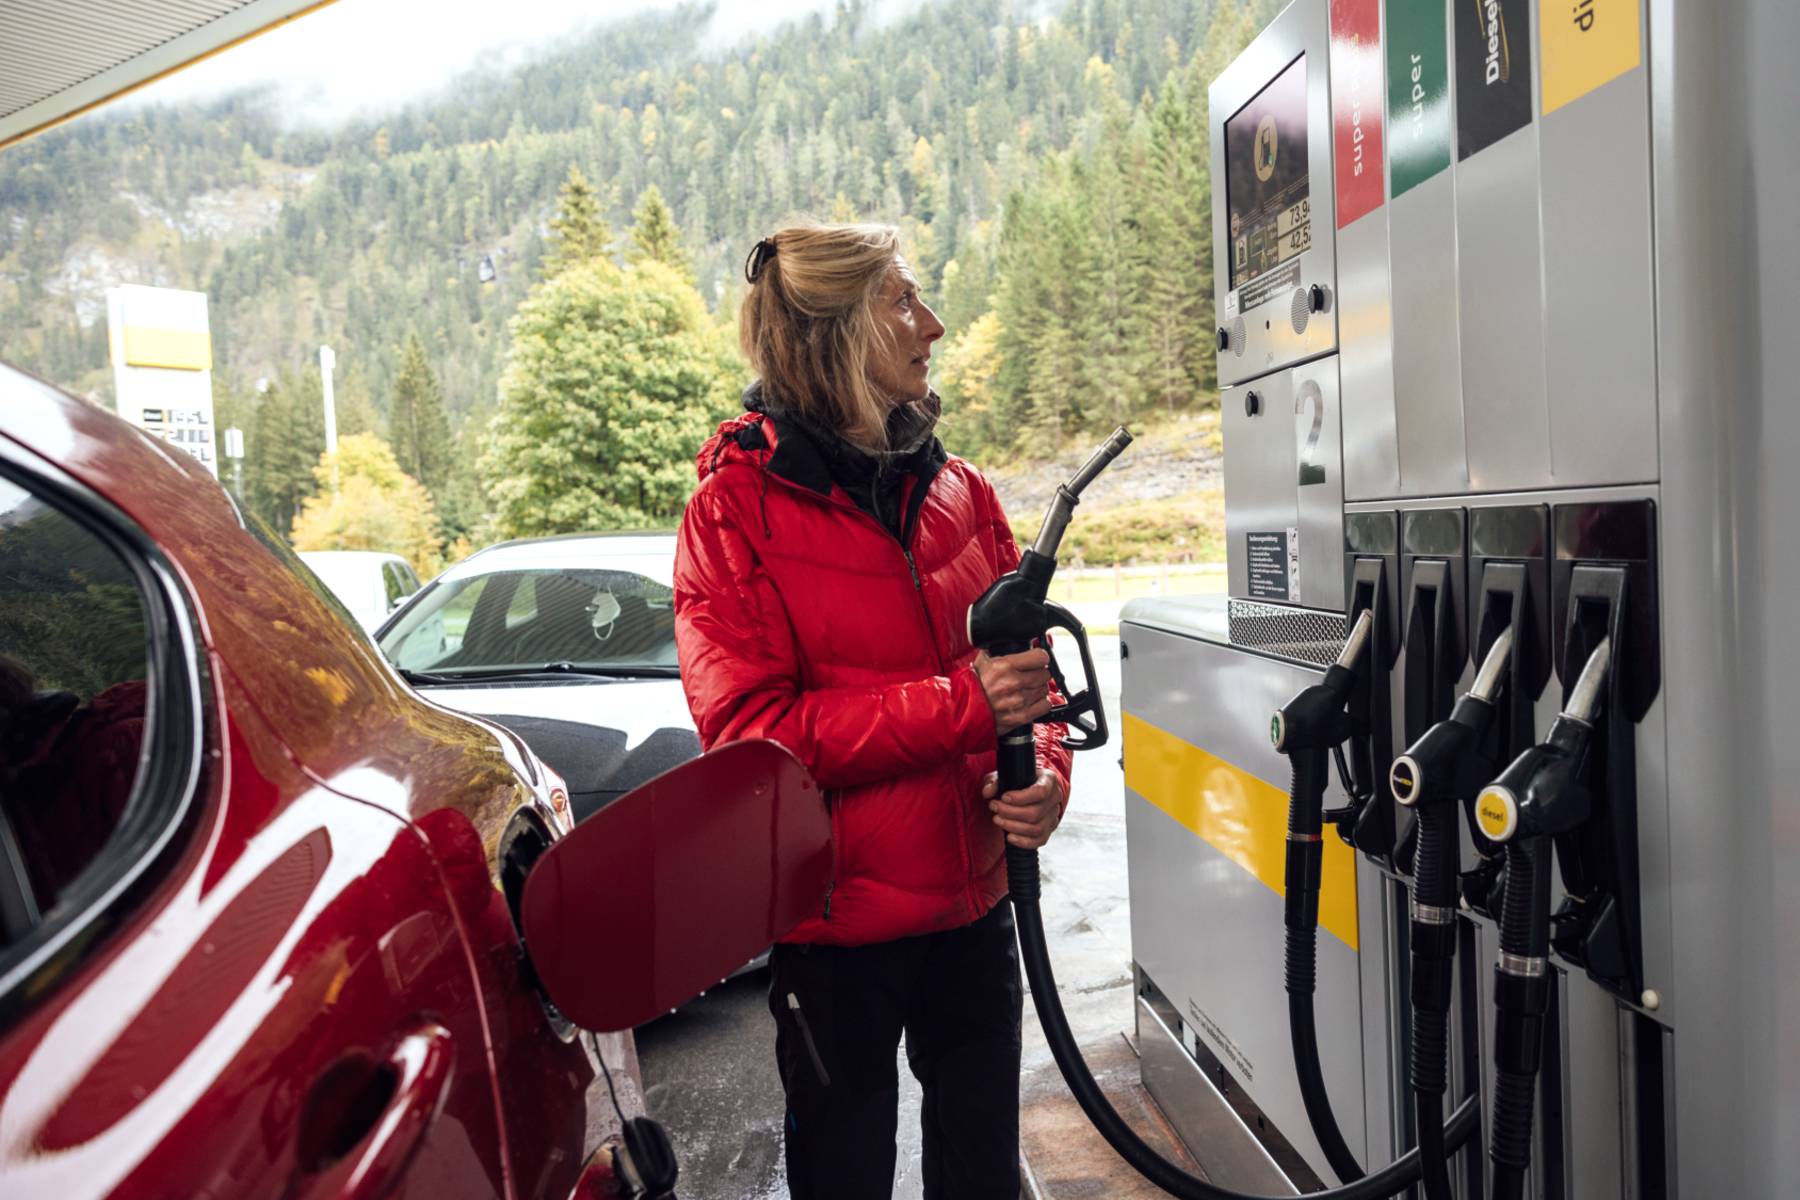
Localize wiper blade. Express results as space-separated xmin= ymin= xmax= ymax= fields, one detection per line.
xmin=534 ymin=662 xmax=681 ymax=679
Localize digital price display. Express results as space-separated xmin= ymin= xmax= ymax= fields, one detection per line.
xmin=1225 ymin=55 xmax=1311 ymax=305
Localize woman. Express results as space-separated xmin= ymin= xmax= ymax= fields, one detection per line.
xmin=672 ymin=222 xmax=1073 ymax=1199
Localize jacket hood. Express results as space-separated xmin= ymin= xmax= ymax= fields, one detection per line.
xmin=694 ymin=404 xmax=770 ymax=483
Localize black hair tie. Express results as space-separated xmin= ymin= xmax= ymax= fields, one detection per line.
xmin=744 ymin=238 xmax=777 ymax=283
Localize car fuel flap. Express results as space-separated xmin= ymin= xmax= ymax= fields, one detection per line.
xmin=520 ymin=738 xmax=832 ymax=1032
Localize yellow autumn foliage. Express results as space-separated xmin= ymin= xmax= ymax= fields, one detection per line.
xmin=290 ymin=433 xmax=444 ymax=577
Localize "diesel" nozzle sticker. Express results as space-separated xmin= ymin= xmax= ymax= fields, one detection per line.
xmin=1456 ymin=0 xmax=1534 ymax=160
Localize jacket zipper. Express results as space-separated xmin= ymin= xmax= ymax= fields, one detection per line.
xmin=732 ymin=452 xmax=976 ymax=916
xmin=892 ymin=478 xmax=979 ymax=921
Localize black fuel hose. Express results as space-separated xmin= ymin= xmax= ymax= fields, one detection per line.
xmin=1408 ymin=798 xmax=1459 ymax=1200
xmin=1007 ymin=842 xmax=1480 ymax=1200
xmin=1283 ymin=748 xmax=1366 ymax=1183
xmin=1487 ymin=837 xmax=1550 ymax=1200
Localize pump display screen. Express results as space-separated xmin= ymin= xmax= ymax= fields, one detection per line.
xmin=1225 ymin=54 xmax=1311 ymax=300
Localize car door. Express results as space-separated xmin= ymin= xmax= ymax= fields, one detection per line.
xmin=0 ymin=433 xmax=511 ymax=1199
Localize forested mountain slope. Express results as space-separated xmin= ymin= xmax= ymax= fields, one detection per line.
xmin=0 ymin=0 xmax=1268 ymax=549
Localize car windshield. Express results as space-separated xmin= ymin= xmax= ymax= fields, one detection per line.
xmin=378 ymin=558 xmax=677 ymax=677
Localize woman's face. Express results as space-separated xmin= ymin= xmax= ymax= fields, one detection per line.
xmin=866 ymin=258 xmax=945 ymax=405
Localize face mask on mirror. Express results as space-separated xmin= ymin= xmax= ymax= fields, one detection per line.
xmin=588 ymin=592 xmax=621 ymax=640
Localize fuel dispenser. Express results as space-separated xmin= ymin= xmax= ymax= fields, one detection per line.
xmin=1113 ymin=0 xmax=1794 ymax=1195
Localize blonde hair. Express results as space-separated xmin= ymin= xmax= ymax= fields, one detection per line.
xmin=739 ymin=222 xmax=902 ymax=450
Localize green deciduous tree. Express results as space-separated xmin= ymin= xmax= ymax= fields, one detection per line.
xmin=482 ymin=258 xmax=744 ymax=539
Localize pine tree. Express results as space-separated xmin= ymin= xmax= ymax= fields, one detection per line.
xmin=1136 ymin=73 xmax=1208 ymax=413
xmin=541 ymin=165 xmax=612 ymax=278
xmin=627 ymin=184 xmax=691 ymax=278
xmin=245 ymin=373 xmax=327 ymax=535
xmin=390 ymin=332 xmax=452 ymax=493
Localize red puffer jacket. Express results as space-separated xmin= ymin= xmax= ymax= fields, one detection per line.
xmin=674 ymin=408 xmax=1072 ymax=947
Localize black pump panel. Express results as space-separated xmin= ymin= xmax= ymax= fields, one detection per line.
xmin=1552 ymin=500 xmax=1660 ymax=719
xmin=1340 ymin=511 xmax=1400 ymax=857
xmin=1469 ymin=504 xmax=1552 ymax=704
xmin=1399 ymin=508 xmax=1470 ymax=743
xmin=1344 ymin=510 xmax=1401 ymax=660
xmin=1545 ymin=499 xmax=1660 ymax=1003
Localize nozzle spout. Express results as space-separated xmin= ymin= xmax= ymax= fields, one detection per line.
xmin=1469 ymin=626 xmax=1515 ymax=703
xmin=1335 ymin=608 xmax=1374 ymax=670
xmin=1065 ymin=426 xmax=1135 ymax=498
xmin=1564 ymin=637 xmax=1611 ymax=723
xmin=1030 ymin=427 xmax=1133 ymax=558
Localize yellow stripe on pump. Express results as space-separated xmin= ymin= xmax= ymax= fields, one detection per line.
xmin=1123 ymin=711 xmax=1359 ymax=950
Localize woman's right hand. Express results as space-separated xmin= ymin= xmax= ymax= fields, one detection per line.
xmin=973 ymin=648 xmax=1053 ymax=734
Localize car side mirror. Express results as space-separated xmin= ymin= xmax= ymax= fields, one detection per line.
xmin=520 ymin=739 xmax=831 ymax=1032
xmin=390 ymin=591 xmax=414 ymax=613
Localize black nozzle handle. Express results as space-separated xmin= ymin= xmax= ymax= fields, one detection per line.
xmin=1030 ymin=426 xmax=1133 ymax=558
xmin=1041 ymin=600 xmax=1108 ymax=751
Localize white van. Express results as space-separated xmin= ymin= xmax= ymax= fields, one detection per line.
xmin=298 ymin=550 xmax=421 ymax=633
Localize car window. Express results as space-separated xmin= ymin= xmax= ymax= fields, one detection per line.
xmin=0 ymin=474 xmax=151 ymax=945
xmin=380 ymin=566 xmax=677 ymax=675
xmin=383 ymin=561 xmax=407 ymax=606
xmin=505 ymin=574 xmax=537 ymax=628
xmin=385 ymin=575 xmax=491 ymax=670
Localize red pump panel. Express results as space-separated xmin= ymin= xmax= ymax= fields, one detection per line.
xmin=522 ymin=740 xmax=831 ymax=1032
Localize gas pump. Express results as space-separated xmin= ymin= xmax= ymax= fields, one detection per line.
xmin=1115 ymin=0 xmax=1791 ymax=1194
xmin=978 ymin=433 xmax=1479 ymax=1200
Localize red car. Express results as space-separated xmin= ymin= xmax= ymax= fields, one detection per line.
xmin=0 ymin=365 xmax=831 ymax=1198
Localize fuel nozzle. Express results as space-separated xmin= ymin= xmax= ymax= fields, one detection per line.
xmin=971 ymin=426 xmax=1133 ymax=648
xmin=1481 ymin=636 xmax=1608 ymax=1200
xmin=1270 ymin=608 xmax=1374 ymax=755
xmin=1474 ymin=638 xmax=1610 ymax=846
xmin=1392 ymin=629 xmax=1517 ymax=1200
xmin=1271 ymin=608 xmax=1381 ymax=1184
xmin=1390 ymin=626 xmax=1514 ymax=812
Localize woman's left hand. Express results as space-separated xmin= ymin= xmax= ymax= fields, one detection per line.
xmin=982 ymin=769 xmax=1066 ymax=849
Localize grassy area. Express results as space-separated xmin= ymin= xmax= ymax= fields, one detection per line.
xmin=1011 ymin=488 xmax=1224 ymax=566
xmin=1047 ymin=562 xmax=1225 ymax=604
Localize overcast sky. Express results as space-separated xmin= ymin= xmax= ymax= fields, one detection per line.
xmin=132 ymin=0 xmax=920 ymax=121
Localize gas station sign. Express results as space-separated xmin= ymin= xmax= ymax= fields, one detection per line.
xmin=106 ymin=285 xmax=218 ymax=477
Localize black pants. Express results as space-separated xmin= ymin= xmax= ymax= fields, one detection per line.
xmin=767 ymin=899 xmax=1023 ymax=1200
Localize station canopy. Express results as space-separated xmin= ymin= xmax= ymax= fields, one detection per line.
xmin=0 ymin=0 xmax=331 ymax=150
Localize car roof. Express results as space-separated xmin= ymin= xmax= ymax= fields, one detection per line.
xmin=440 ymin=532 xmax=675 ymax=581
xmin=298 ymin=550 xmax=410 ymax=566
